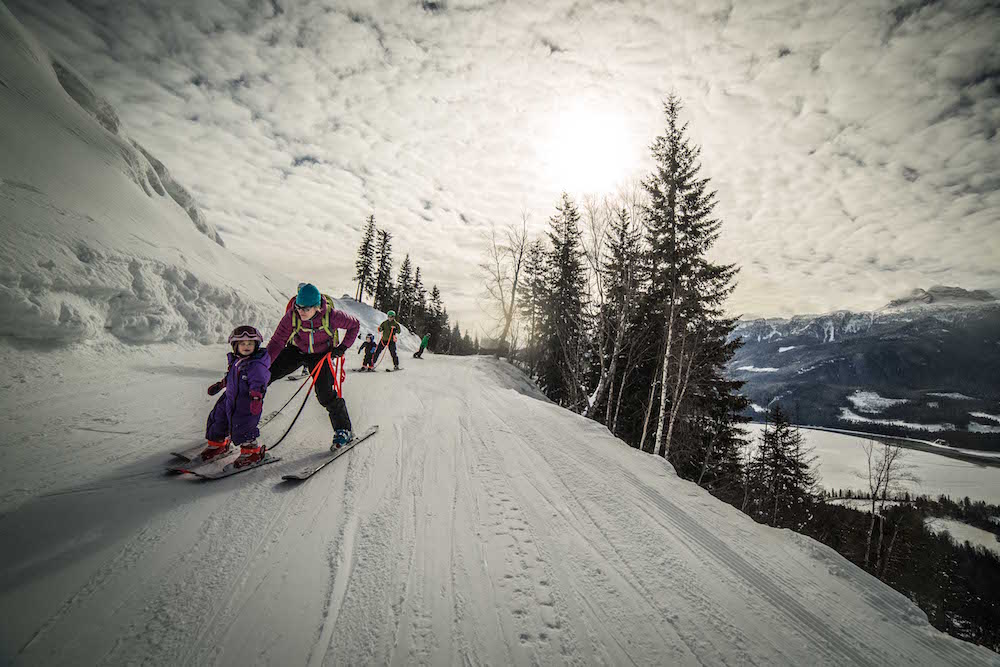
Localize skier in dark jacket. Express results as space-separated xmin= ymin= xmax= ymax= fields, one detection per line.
xmin=200 ymin=325 xmax=271 ymax=467
xmin=358 ymin=333 xmax=377 ymax=371
xmin=374 ymin=310 xmax=401 ymax=370
xmin=413 ymin=333 xmax=430 ymax=358
xmin=265 ymin=283 xmax=361 ymax=449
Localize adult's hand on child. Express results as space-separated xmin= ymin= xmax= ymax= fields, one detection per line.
xmin=249 ymin=390 xmax=264 ymax=415
xmin=208 ymin=379 xmax=226 ymax=396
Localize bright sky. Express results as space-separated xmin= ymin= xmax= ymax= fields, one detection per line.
xmin=8 ymin=0 xmax=1000 ymax=332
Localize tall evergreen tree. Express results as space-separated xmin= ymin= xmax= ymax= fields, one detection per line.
xmin=642 ymin=94 xmax=741 ymax=459
xmin=373 ymin=229 xmax=394 ymax=312
xmin=396 ymin=254 xmax=413 ymax=323
xmin=354 ymin=215 xmax=377 ymax=302
xmin=427 ymin=285 xmax=445 ymax=351
xmin=410 ymin=267 xmax=426 ymax=331
xmin=518 ymin=238 xmax=547 ymax=374
xmin=538 ymin=193 xmax=589 ymax=409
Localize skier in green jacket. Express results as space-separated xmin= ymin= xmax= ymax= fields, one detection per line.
xmin=413 ymin=333 xmax=430 ymax=359
xmin=375 ymin=311 xmax=401 ymax=370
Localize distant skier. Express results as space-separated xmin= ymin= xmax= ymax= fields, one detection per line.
xmin=413 ymin=333 xmax=430 ymax=359
xmin=265 ymin=283 xmax=360 ymax=449
xmin=358 ymin=333 xmax=378 ymax=371
xmin=374 ymin=310 xmax=401 ymax=370
xmin=200 ymin=325 xmax=271 ymax=467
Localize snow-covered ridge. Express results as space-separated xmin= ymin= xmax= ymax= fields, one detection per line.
xmin=0 ymin=5 xmax=284 ymax=345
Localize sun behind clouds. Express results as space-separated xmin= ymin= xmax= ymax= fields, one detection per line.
xmin=540 ymin=102 xmax=638 ymax=196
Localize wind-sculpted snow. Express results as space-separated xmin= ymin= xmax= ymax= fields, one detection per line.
xmin=0 ymin=343 xmax=997 ymax=665
xmin=0 ymin=5 xmax=269 ymax=346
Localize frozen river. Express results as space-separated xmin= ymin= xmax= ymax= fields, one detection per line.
xmin=746 ymin=424 xmax=1000 ymax=505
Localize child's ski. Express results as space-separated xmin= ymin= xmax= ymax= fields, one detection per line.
xmin=169 ymin=451 xmax=281 ymax=479
xmin=171 ymin=405 xmax=285 ymax=461
xmin=282 ymin=425 xmax=378 ymax=482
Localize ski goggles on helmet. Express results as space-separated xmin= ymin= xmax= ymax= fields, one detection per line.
xmin=228 ymin=325 xmax=263 ymax=345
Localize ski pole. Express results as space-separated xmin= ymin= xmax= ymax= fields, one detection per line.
xmin=267 ymin=353 xmax=330 ymax=451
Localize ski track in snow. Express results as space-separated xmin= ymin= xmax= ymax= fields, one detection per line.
xmin=1 ymin=347 xmax=998 ymax=666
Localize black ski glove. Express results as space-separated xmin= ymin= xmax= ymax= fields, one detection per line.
xmin=207 ymin=378 xmax=226 ymax=395
xmin=330 ymin=343 xmax=349 ymax=358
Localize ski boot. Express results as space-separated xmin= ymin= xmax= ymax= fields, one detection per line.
xmin=233 ymin=441 xmax=266 ymax=468
xmin=331 ymin=429 xmax=353 ymax=451
xmin=199 ymin=438 xmax=231 ymax=463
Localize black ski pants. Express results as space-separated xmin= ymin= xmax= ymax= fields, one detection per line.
xmin=375 ymin=340 xmax=398 ymax=367
xmin=268 ymin=347 xmax=352 ymax=432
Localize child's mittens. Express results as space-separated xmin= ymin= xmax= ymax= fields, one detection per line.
xmin=249 ymin=390 xmax=264 ymax=415
xmin=208 ymin=378 xmax=226 ymax=396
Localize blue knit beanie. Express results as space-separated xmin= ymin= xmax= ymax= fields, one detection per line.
xmin=296 ymin=283 xmax=321 ymax=307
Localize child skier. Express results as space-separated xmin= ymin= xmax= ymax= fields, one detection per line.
xmin=413 ymin=333 xmax=430 ymax=358
xmin=375 ymin=310 xmax=401 ymax=370
xmin=200 ymin=325 xmax=272 ymax=467
xmin=358 ymin=333 xmax=378 ymax=371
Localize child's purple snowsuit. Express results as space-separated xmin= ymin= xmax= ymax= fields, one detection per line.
xmin=205 ymin=349 xmax=271 ymax=445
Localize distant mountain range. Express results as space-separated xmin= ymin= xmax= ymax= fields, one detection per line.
xmin=729 ymin=286 xmax=1000 ymax=450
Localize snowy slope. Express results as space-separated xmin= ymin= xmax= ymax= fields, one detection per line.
xmin=1 ymin=335 xmax=997 ymax=665
xmin=0 ymin=4 xmax=285 ymax=345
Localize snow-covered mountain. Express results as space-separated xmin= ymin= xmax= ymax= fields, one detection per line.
xmin=0 ymin=3 xmax=284 ymax=346
xmin=730 ymin=286 xmax=1000 ymax=448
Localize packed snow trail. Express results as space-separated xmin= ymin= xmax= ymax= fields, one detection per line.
xmin=0 ymin=343 xmax=997 ymax=666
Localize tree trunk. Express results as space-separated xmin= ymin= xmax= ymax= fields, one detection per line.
xmin=652 ymin=301 xmax=676 ymax=456
xmin=639 ymin=357 xmax=661 ymax=453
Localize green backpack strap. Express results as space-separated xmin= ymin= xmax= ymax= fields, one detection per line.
xmin=286 ymin=294 xmax=340 ymax=351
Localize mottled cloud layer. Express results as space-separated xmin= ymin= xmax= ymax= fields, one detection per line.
xmin=8 ymin=0 xmax=1000 ymax=327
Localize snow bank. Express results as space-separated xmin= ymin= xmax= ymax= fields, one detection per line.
xmin=0 ymin=6 xmax=283 ymax=346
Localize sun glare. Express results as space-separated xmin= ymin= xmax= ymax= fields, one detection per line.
xmin=540 ymin=104 xmax=636 ymax=196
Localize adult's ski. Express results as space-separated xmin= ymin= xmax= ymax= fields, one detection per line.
xmin=282 ymin=425 xmax=378 ymax=482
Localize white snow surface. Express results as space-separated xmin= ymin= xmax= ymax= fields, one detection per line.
xmin=2 ymin=341 xmax=997 ymax=665
xmin=846 ymin=390 xmax=910 ymax=414
xmin=778 ymin=346 xmax=797 ymax=353
xmin=838 ymin=408 xmax=955 ymax=432
xmin=735 ymin=365 xmax=779 ymax=373
xmin=925 ymin=519 xmax=1000 ymax=558
xmin=971 ymin=412 xmax=1000 ymax=424
xmin=928 ymin=392 xmax=977 ymax=400
xmin=0 ymin=5 xmax=285 ymax=345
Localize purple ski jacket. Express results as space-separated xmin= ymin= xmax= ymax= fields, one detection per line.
xmin=265 ymin=295 xmax=361 ymax=361
xmin=218 ymin=348 xmax=271 ymax=444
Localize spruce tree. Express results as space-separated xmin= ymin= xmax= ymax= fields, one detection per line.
xmin=373 ymin=229 xmax=394 ymax=312
xmin=518 ymin=239 xmax=547 ymax=374
xmin=747 ymin=406 xmax=816 ymax=529
xmin=642 ymin=94 xmax=742 ymax=460
xmin=410 ymin=267 xmax=426 ymax=330
xmin=538 ymin=193 xmax=588 ymax=409
xmin=396 ymin=254 xmax=413 ymax=323
xmin=354 ymin=215 xmax=377 ymax=302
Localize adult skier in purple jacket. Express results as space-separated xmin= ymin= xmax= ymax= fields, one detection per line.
xmin=265 ymin=283 xmax=360 ymax=449
xmin=200 ymin=325 xmax=272 ymax=467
